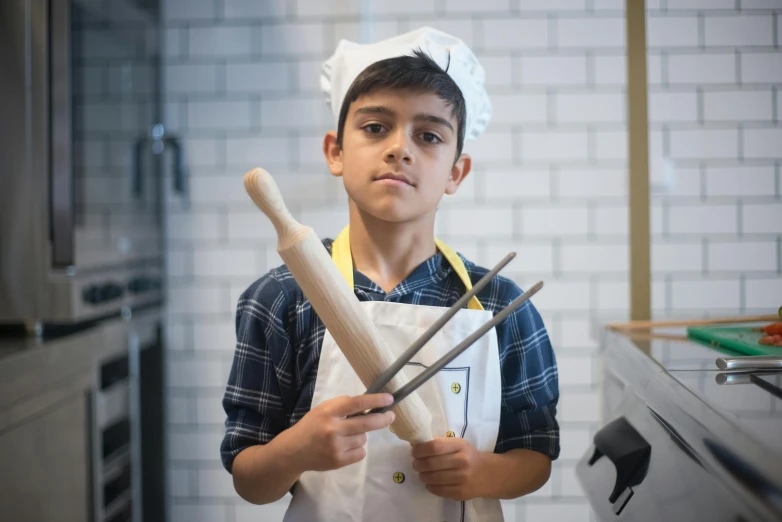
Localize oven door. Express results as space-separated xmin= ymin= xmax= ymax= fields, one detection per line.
xmin=576 ymin=387 xmax=773 ymax=522
xmin=66 ymin=0 xmax=172 ymax=272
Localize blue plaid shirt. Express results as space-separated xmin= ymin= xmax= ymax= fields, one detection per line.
xmin=221 ymin=239 xmax=560 ymax=473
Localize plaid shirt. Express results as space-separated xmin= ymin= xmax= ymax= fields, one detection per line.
xmin=221 ymin=239 xmax=560 ymax=472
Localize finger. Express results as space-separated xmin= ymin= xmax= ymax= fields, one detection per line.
xmin=425 ymin=485 xmax=464 ymax=501
xmin=341 ymin=411 xmax=395 ymax=435
xmin=418 ymin=470 xmax=462 ymax=486
xmin=412 ymin=453 xmax=462 ymax=473
xmin=340 ymin=433 xmax=368 ymax=451
xmin=338 ymin=446 xmax=367 ymax=468
xmin=411 ymin=438 xmax=461 ymax=459
xmin=332 ymin=393 xmax=394 ymax=417
xmin=411 ymin=441 xmax=437 ymax=459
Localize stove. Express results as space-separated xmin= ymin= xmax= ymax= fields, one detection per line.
xmin=577 ymin=327 xmax=782 ymax=522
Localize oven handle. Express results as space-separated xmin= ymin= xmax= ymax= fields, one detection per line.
xmin=132 ymin=138 xmax=145 ymax=198
xmin=131 ymin=124 xmax=186 ymax=199
xmin=165 ymin=135 xmax=186 ymax=194
xmin=588 ymin=415 xmax=652 ymax=504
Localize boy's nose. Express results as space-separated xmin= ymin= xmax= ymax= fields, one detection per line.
xmin=385 ymin=133 xmax=413 ymax=164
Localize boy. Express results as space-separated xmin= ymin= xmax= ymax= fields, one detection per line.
xmin=221 ymin=27 xmax=559 ymax=521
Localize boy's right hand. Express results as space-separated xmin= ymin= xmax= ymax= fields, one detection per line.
xmin=286 ymin=393 xmax=396 ymax=473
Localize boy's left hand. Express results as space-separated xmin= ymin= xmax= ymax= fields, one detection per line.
xmin=411 ymin=437 xmax=486 ymax=501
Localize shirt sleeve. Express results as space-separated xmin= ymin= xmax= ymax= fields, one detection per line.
xmin=220 ymin=272 xmax=295 ymax=473
xmin=492 ymin=280 xmax=560 ymax=460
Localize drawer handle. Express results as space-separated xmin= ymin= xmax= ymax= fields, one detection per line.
xmin=588 ymin=416 xmax=652 ymax=505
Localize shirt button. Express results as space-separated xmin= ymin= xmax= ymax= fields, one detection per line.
xmin=451 ymin=382 xmax=461 ymax=394
xmin=393 ymin=472 xmax=405 ymax=484
xmin=446 ymin=431 xmax=456 ymax=438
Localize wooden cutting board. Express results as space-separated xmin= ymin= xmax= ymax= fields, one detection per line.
xmin=687 ymin=326 xmax=782 ymax=357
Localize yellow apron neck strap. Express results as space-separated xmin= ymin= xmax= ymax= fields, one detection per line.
xmin=333 ymin=225 xmax=354 ymax=290
xmin=433 ymin=238 xmax=484 ymax=311
xmin=331 ymin=225 xmax=484 ymax=311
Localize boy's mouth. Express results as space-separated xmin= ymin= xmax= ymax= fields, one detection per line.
xmin=374 ymin=172 xmax=414 ymax=187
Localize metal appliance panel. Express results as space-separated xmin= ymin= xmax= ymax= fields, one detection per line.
xmin=582 ymin=329 xmax=782 ymax=522
xmin=577 ymin=388 xmax=771 ymax=521
xmin=0 ymin=0 xmax=171 ymax=325
xmin=0 ymin=0 xmax=52 ymax=320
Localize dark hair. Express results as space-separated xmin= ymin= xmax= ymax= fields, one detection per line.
xmin=335 ymin=48 xmax=467 ymax=159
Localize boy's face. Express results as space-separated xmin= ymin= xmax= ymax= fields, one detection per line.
xmin=324 ymin=88 xmax=471 ymax=224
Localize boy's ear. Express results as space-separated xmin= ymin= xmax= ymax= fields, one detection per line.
xmin=445 ymin=153 xmax=472 ymax=195
xmin=323 ymin=131 xmax=343 ymax=177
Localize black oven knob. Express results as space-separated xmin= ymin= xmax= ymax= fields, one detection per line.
xmin=100 ymin=283 xmax=124 ymax=301
xmin=128 ymin=276 xmax=161 ymax=294
xmin=128 ymin=277 xmax=149 ymax=294
xmin=84 ymin=282 xmax=124 ymax=304
xmin=83 ymin=285 xmax=101 ymax=304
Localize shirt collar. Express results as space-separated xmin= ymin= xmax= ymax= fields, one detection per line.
xmin=326 ymin=239 xmax=452 ymax=297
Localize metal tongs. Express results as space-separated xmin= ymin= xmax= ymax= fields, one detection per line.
xmin=353 ymin=252 xmax=543 ymax=416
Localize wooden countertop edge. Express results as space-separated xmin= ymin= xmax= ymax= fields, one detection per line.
xmin=606 ymin=314 xmax=780 ymax=331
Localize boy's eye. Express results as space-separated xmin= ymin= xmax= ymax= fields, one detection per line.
xmin=364 ymin=123 xmax=384 ymax=133
xmin=421 ymin=132 xmax=442 ymax=144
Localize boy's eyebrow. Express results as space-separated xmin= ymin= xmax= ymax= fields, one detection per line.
xmin=414 ymin=113 xmax=454 ymax=133
xmin=355 ymin=105 xmax=396 ymax=118
xmin=354 ymin=105 xmax=454 ymax=133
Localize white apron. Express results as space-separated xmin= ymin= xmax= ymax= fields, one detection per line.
xmin=282 ymin=227 xmax=504 ymax=522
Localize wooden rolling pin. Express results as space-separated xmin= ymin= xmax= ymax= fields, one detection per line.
xmin=243 ymin=167 xmax=433 ymax=444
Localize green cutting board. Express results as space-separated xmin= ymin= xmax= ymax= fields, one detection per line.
xmin=687 ymin=326 xmax=782 ymax=357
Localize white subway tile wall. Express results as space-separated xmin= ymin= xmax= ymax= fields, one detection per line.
xmin=645 ymin=6 xmax=782 ymax=319
xmin=162 ymin=1 xmax=781 ymax=521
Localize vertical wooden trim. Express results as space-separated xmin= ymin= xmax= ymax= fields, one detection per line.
xmin=626 ymin=0 xmax=651 ymax=328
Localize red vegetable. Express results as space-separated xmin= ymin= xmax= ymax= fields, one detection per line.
xmin=759 ymin=334 xmax=782 ymax=346
xmin=761 ymin=322 xmax=782 ymax=336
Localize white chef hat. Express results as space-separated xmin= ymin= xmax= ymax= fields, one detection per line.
xmin=320 ymin=26 xmax=492 ymax=141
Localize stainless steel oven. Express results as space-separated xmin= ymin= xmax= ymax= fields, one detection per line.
xmin=578 ymin=330 xmax=782 ymax=522
xmin=0 ymin=0 xmax=183 ymax=327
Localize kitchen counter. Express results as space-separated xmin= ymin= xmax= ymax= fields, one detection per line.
xmin=0 ymin=334 xmax=39 ymax=360
xmin=0 ymin=314 xmax=158 ymax=522
xmin=0 ymin=327 xmax=100 ymax=433
xmin=0 ymin=327 xmax=102 ymax=522
xmin=577 ymin=323 xmax=782 ymax=522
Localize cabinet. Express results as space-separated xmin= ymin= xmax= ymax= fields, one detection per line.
xmin=0 ymin=307 xmax=166 ymax=522
xmin=0 ymin=392 xmax=91 ymax=521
